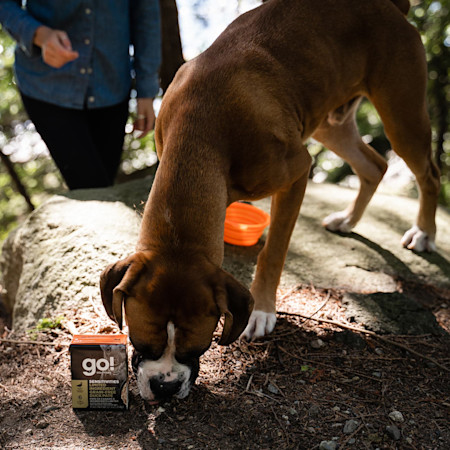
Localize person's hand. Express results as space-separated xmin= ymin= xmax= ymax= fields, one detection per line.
xmin=133 ymin=98 xmax=156 ymax=138
xmin=33 ymin=26 xmax=79 ymax=68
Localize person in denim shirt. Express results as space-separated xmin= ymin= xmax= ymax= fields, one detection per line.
xmin=0 ymin=0 xmax=162 ymax=189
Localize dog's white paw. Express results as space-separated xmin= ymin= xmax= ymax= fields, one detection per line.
xmin=401 ymin=225 xmax=436 ymax=252
xmin=322 ymin=211 xmax=353 ymax=233
xmin=241 ymin=310 xmax=276 ymax=340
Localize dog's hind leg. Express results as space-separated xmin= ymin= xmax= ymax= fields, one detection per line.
xmin=366 ymin=39 xmax=440 ymax=252
xmin=312 ymin=98 xmax=388 ymax=233
xmin=368 ymin=93 xmax=440 ymax=252
xmin=242 ymin=147 xmax=311 ymax=340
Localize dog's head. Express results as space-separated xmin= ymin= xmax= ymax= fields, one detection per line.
xmin=100 ymin=250 xmax=253 ymax=404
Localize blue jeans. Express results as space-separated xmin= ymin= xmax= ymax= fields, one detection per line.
xmin=21 ymin=93 xmax=129 ymax=190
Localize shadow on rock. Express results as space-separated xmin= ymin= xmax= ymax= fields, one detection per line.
xmin=343 ymin=292 xmax=446 ymax=335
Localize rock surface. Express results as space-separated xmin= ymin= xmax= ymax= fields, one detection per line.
xmin=0 ymin=179 xmax=149 ymax=330
xmin=342 ymin=292 xmax=443 ymax=335
xmin=1 ymin=177 xmax=449 ymax=332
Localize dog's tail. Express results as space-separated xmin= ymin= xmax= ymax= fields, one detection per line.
xmin=389 ymin=0 xmax=410 ymax=15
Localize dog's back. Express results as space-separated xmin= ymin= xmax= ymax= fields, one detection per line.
xmin=158 ymin=0 xmax=420 ymax=145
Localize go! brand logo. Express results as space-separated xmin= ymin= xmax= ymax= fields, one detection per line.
xmin=82 ymin=357 xmax=115 ymax=376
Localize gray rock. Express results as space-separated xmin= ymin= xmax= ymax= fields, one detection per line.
xmin=319 ymin=441 xmax=337 ymax=450
xmin=308 ymin=405 xmax=320 ymax=417
xmin=343 ymin=419 xmax=359 ymax=434
xmin=2 ymin=180 xmax=449 ymax=331
xmin=1 ymin=179 xmax=147 ymax=331
xmin=311 ymin=338 xmax=325 ymax=349
xmin=389 ymin=410 xmax=405 ymax=423
xmin=386 ymin=425 xmax=401 ymax=441
xmin=343 ymin=292 xmax=444 ymax=335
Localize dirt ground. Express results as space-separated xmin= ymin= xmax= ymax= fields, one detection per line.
xmin=0 ymin=284 xmax=449 ymax=449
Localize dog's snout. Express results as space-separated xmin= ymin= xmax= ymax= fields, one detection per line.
xmin=149 ymin=377 xmax=183 ymax=400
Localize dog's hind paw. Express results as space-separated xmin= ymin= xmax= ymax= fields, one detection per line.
xmin=241 ymin=310 xmax=276 ymax=340
xmin=322 ymin=211 xmax=354 ymax=233
xmin=401 ymin=225 xmax=436 ymax=252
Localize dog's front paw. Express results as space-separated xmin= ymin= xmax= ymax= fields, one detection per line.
xmin=241 ymin=310 xmax=276 ymax=340
xmin=322 ymin=211 xmax=354 ymax=233
xmin=401 ymin=225 xmax=436 ymax=252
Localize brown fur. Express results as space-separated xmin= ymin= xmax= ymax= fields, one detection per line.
xmin=101 ymin=0 xmax=439 ymax=358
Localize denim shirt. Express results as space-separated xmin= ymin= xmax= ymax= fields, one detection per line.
xmin=0 ymin=0 xmax=162 ymax=109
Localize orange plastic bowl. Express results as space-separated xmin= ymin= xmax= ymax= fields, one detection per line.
xmin=224 ymin=202 xmax=270 ymax=246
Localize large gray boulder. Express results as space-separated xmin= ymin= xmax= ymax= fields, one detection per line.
xmin=0 ymin=178 xmax=150 ymax=330
xmin=1 ymin=177 xmax=449 ymax=332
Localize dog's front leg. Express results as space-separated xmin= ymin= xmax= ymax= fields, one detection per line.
xmin=242 ymin=165 xmax=310 ymax=340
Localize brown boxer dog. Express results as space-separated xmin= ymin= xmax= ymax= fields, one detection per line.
xmin=100 ymin=0 xmax=440 ymax=403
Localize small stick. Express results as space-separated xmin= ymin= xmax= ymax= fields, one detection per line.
xmin=61 ymin=319 xmax=78 ymax=336
xmin=245 ymin=373 xmax=254 ymax=392
xmin=245 ymin=389 xmax=281 ymax=404
xmin=302 ymin=291 xmax=331 ymax=323
xmin=270 ymin=405 xmax=290 ymax=446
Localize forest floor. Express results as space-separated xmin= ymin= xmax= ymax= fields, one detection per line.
xmin=0 ymin=284 xmax=449 ymax=449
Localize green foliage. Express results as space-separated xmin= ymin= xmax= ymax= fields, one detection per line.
xmin=311 ymin=1 xmax=450 ymax=206
xmin=412 ymin=1 xmax=450 ymax=200
xmin=27 ymin=315 xmax=64 ymax=339
xmin=35 ymin=315 xmax=64 ymax=331
xmin=122 ymin=124 xmax=158 ymax=175
xmin=0 ymin=152 xmax=63 ymax=242
xmin=0 ymin=29 xmax=27 ymax=135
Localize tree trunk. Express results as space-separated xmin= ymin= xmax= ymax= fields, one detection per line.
xmin=0 ymin=148 xmax=34 ymax=212
xmin=159 ymin=0 xmax=185 ymax=93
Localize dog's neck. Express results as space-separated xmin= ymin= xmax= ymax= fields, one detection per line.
xmin=136 ymin=148 xmax=228 ymax=266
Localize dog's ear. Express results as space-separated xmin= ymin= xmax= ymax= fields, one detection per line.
xmin=215 ymin=270 xmax=254 ymax=346
xmin=99 ymin=252 xmax=149 ymax=329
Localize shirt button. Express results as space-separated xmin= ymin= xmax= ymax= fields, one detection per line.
xmin=84 ymin=38 xmax=91 ymax=45
xmin=88 ymin=96 xmax=95 ymax=103
xmin=85 ymin=8 xmax=92 ymax=14
xmin=87 ymin=68 xmax=93 ymax=74
xmin=80 ymin=68 xmax=86 ymax=74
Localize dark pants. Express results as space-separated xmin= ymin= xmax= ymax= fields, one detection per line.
xmin=21 ymin=93 xmax=129 ymax=190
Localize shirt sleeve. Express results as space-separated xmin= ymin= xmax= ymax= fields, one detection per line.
xmin=130 ymin=0 xmax=162 ymax=99
xmin=0 ymin=0 xmax=43 ymax=56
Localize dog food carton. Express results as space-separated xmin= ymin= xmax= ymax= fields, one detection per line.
xmin=70 ymin=335 xmax=128 ymax=410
